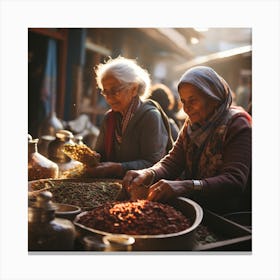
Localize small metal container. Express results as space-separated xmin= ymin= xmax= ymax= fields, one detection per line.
xmin=103 ymin=234 xmax=135 ymax=251
xmin=28 ymin=191 xmax=76 ymax=251
xmin=48 ymin=130 xmax=75 ymax=163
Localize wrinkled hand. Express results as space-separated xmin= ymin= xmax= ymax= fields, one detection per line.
xmin=147 ymin=180 xmax=186 ymax=202
xmin=123 ymin=169 xmax=154 ymax=194
xmin=86 ymin=162 xmax=123 ymax=178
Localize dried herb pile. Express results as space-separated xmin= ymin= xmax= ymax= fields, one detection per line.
xmin=76 ymin=200 xmax=191 ymax=235
xmin=29 ymin=180 xmax=122 ymax=210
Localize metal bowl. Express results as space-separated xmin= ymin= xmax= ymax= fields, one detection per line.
xmin=54 ymin=203 xmax=81 ymax=221
xmin=74 ymin=197 xmax=203 ymax=251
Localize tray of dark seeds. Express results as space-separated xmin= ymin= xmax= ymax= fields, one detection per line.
xmin=28 ymin=178 xmax=127 ymax=211
xmin=193 ymin=210 xmax=252 ymax=251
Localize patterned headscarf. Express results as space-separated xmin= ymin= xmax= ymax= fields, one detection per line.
xmin=177 ymin=66 xmax=233 ymax=147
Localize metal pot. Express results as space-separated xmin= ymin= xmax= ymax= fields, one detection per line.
xmin=74 ymin=197 xmax=203 ymax=251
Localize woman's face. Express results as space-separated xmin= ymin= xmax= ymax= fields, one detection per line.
xmin=101 ymin=75 xmax=137 ymax=115
xmin=179 ymin=83 xmax=218 ymax=125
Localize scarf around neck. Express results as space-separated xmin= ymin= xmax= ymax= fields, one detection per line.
xmin=104 ymin=96 xmax=140 ymax=160
xmin=115 ymin=95 xmax=140 ymax=144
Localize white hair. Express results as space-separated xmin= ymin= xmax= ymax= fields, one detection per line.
xmin=95 ymin=56 xmax=151 ymax=96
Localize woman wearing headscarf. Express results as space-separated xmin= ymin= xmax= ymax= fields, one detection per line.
xmin=86 ymin=56 xmax=173 ymax=179
xmin=123 ymin=66 xmax=252 ymax=213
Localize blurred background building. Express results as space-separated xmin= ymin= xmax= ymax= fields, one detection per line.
xmin=28 ymin=28 xmax=252 ymax=143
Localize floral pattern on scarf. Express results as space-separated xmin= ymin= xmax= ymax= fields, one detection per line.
xmin=195 ymin=124 xmax=227 ymax=178
xmin=183 ymin=109 xmax=246 ymax=179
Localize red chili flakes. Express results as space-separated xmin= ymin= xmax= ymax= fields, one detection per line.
xmin=77 ymin=200 xmax=191 ymax=235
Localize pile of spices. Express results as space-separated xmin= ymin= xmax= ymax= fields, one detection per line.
xmin=28 ymin=164 xmax=58 ymax=181
xmin=59 ymin=164 xmax=89 ymax=179
xmin=29 ymin=180 xmax=122 ymax=210
xmin=62 ymin=143 xmax=100 ymax=167
xmin=76 ymin=200 xmax=191 ymax=235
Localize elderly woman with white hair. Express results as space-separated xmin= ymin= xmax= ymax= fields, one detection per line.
xmin=123 ymin=66 xmax=252 ymax=214
xmin=86 ymin=56 xmax=173 ymax=179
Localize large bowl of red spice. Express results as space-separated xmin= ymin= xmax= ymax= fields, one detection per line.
xmin=74 ymin=197 xmax=203 ymax=251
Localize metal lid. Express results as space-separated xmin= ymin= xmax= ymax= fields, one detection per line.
xmin=102 ymin=234 xmax=135 ymax=251
xmin=28 ymin=191 xmax=57 ymax=223
xmin=40 ymin=135 xmax=56 ymax=141
xmin=55 ymin=130 xmax=74 ymax=141
xmin=35 ymin=191 xmax=57 ymax=211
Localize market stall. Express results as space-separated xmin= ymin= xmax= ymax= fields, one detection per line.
xmin=28 ymin=131 xmax=251 ymax=252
